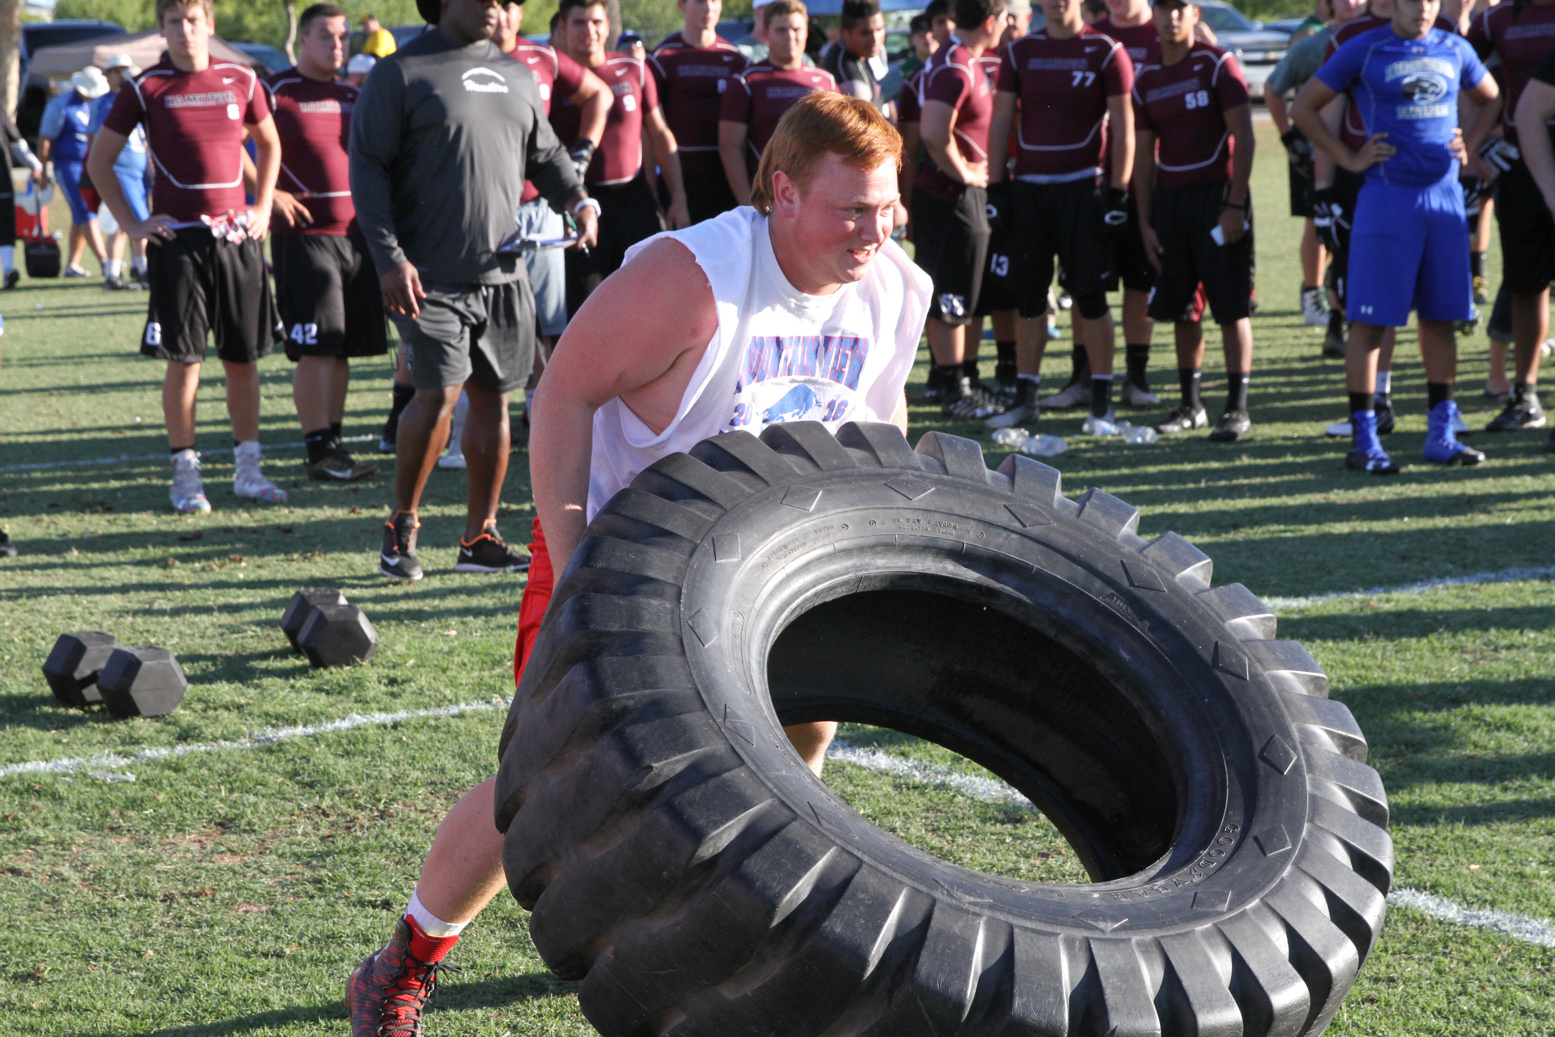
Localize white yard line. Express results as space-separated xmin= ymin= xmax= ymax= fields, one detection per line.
xmin=1263 ymin=564 xmax=1555 ymax=611
xmin=0 ymin=435 xmax=378 ymax=474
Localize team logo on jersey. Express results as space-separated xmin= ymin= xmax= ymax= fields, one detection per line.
xmin=1401 ymin=72 xmax=1447 ymax=105
xmin=462 ymin=67 xmax=509 ymax=93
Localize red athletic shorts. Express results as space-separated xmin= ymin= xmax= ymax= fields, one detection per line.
xmin=513 ymin=518 xmax=553 ymax=688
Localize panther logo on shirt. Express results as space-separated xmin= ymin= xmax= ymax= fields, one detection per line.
xmin=1401 ymin=73 xmax=1447 ymax=104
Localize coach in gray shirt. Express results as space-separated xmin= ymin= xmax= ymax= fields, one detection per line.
xmin=351 ymin=0 xmax=599 ymax=582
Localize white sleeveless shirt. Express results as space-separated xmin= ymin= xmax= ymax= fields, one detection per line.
xmin=586 ymin=207 xmax=931 ymax=520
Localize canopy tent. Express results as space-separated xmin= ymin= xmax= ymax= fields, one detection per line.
xmin=26 ymin=29 xmax=258 ymax=78
xmin=801 ymin=0 xmax=926 ymax=12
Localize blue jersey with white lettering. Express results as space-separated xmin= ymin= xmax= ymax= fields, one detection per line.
xmin=1315 ymin=25 xmax=1487 ymax=186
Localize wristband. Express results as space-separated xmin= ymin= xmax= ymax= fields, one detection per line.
xmin=573 ymin=197 xmax=602 ymax=218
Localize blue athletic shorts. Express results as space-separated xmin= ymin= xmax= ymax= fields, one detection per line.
xmin=115 ymin=167 xmax=150 ymax=223
xmin=1346 ymin=178 xmax=1471 ymax=327
xmin=53 ymin=160 xmax=96 ymax=226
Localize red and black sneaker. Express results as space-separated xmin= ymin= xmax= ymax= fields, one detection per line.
xmin=380 ymin=511 xmax=423 ymax=582
xmin=346 ymin=916 xmax=459 ymax=1037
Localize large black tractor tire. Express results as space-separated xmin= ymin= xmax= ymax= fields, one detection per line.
xmin=494 ymin=421 xmax=1392 ymax=1037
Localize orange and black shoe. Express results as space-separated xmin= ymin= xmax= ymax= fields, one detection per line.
xmin=346 ymin=916 xmax=460 ymax=1037
xmin=380 ymin=511 xmax=423 ymax=582
xmin=454 ymin=523 xmax=530 ymax=573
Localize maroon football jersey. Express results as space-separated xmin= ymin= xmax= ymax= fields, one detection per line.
xmin=1133 ymin=43 xmax=1249 ymax=187
xmin=103 ymin=58 xmax=270 ymax=222
xmin=263 ymin=71 xmax=356 ymax=235
xmin=995 ymin=30 xmax=1134 ymax=178
xmin=915 ymin=41 xmax=996 ymax=201
xmin=1468 ymin=1 xmax=1555 ymax=145
xmin=898 ymin=67 xmax=923 ymax=123
xmin=719 ymin=63 xmax=839 ymax=167
xmin=1326 ymin=14 xmax=1458 ymax=150
xmin=650 ymin=32 xmax=749 ymax=178
xmin=511 ymin=40 xmax=589 ymax=202
xmin=1093 ymin=15 xmax=1159 ymax=67
xmin=551 ymin=52 xmax=659 ymax=186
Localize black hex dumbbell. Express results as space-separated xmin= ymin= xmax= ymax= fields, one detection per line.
xmin=98 ymin=647 xmax=188 ymax=718
xmin=298 ymin=604 xmax=379 ymax=668
xmin=281 ymin=589 xmax=347 ymax=652
xmin=43 ymin=631 xmax=121 ymax=707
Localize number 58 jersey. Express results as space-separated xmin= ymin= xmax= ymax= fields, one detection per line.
xmin=1132 ymin=43 xmax=1250 ymax=187
xmin=995 ymin=28 xmax=1134 ymax=181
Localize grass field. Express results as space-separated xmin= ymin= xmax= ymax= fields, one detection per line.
xmin=2 ymin=118 xmax=1553 ymax=1036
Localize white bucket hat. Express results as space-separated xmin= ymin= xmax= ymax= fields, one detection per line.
xmin=104 ymin=53 xmax=141 ymax=76
xmin=69 ymin=66 xmax=110 ymax=99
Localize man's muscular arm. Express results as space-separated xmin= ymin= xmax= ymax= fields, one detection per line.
xmin=532 ymin=239 xmax=719 ymax=573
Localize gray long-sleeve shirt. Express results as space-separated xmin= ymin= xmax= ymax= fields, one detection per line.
xmin=349 ymin=29 xmax=582 ymax=285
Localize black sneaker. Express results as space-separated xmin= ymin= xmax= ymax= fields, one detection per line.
xmin=1208 ymin=409 xmax=1251 ymax=442
xmin=1374 ymin=394 xmax=1395 ymax=435
xmin=380 ymin=511 xmax=424 ymax=581
xmin=1485 ymin=391 xmax=1547 ymax=432
xmin=921 ymin=366 xmax=952 ymax=404
xmin=942 ymin=376 xmax=1004 ymax=421
xmin=0 ymin=530 xmax=15 ymax=558
xmin=454 ymin=525 xmax=530 ymax=573
xmin=3 ymin=270 xmax=19 ymax=290
xmin=1155 ymin=402 xmax=1209 ymax=435
xmin=308 ymin=448 xmax=380 ymax=483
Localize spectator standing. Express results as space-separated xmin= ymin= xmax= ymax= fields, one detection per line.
xmin=551 ymin=0 xmax=689 ymax=314
xmin=1133 ymin=0 xmax=1257 ymax=442
xmin=266 ymin=2 xmax=384 ymax=484
xmin=821 ymin=0 xmax=887 ymax=110
xmin=87 ymin=54 xmax=150 ymax=290
xmin=40 ymin=68 xmax=111 ymax=283
xmin=0 ymin=109 xmax=43 ymax=289
xmin=350 ymin=0 xmax=597 ymax=580
xmin=88 ymin=0 xmax=289 ymax=515
xmin=360 ymin=14 xmax=398 ymax=56
xmin=651 ymin=0 xmax=750 ymax=223
xmin=720 ymin=0 xmax=839 ymax=204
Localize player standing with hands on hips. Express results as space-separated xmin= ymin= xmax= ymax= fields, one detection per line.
xmin=350 ymin=0 xmax=598 ymax=580
xmin=1293 ymin=0 xmax=1500 ymax=473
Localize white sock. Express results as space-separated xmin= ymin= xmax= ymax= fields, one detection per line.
xmin=1375 ymin=371 xmax=1392 ymax=396
xmin=106 ymin=259 xmax=122 ymax=279
xmin=0 ymin=245 xmax=13 ymax=274
xmin=1017 ymin=373 xmax=1041 ymax=385
xmin=131 ymin=255 xmax=147 ymax=274
xmin=234 ymin=440 xmax=261 ymax=461
xmin=406 ymin=889 xmax=467 ymax=938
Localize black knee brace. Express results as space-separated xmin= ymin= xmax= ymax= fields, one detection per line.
xmin=1076 ymin=293 xmax=1110 ymax=321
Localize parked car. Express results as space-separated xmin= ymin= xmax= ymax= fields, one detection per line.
xmin=17 ymin=19 xmax=125 ymax=146
xmin=227 ymin=41 xmax=292 ymax=76
xmin=1198 ymin=0 xmax=1289 ymax=94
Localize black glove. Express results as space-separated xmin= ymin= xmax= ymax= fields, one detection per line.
xmin=569 ymin=138 xmax=596 ymax=181
xmin=1312 ymin=186 xmax=1349 ymax=253
xmin=1478 ymin=134 xmax=1520 ymax=177
xmin=1100 ymin=186 xmax=1129 ymax=239
xmin=1281 ymin=127 xmax=1314 ymax=166
xmin=1462 ymin=176 xmax=1490 ymax=218
xmin=985 ymin=181 xmax=1010 ymax=236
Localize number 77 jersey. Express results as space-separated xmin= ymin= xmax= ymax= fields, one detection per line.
xmin=995 ymin=27 xmax=1134 ymax=181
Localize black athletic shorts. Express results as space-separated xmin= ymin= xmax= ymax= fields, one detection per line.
xmin=141 ymin=227 xmax=280 ymax=364
xmin=1287 ymin=132 xmax=1316 ymax=218
xmin=1146 ymin=180 xmax=1254 ymax=326
xmin=273 ymin=228 xmax=388 ymax=361
xmin=567 ymin=175 xmax=664 ymax=317
xmin=1009 ymin=178 xmax=1115 ymax=319
xmin=975 ymin=226 xmax=1021 ymax=317
xmin=1114 ymin=196 xmax=1155 ymax=293
xmin=393 ymin=279 xmax=536 ymax=395
xmin=1493 ymin=158 xmax=1555 ymax=294
xmin=911 ymin=185 xmax=990 ymax=326
xmin=681 ymin=170 xmax=739 ymax=226
xmin=1326 ymin=167 xmax=1365 ymax=309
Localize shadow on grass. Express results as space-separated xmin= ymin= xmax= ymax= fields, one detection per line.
xmin=63 ymin=972 xmax=577 ymax=1037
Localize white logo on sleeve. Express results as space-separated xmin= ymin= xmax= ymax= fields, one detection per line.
xmin=462 ymin=67 xmax=510 ymax=93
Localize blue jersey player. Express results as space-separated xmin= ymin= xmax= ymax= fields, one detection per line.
xmin=1293 ymin=0 xmax=1500 ymax=473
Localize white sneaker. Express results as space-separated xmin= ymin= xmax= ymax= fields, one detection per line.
xmin=233 ymin=442 xmax=288 ymax=504
xmin=1325 ymin=418 xmax=1353 ymax=438
xmin=439 ymin=391 xmax=470 ymax=469
xmin=170 ymin=450 xmax=211 ymax=514
xmin=1301 ymin=286 xmax=1329 ymax=327
xmin=1039 ymin=380 xmax=1090 ymax=410
xmin=1121 ymin=381 xmax=1160 ymax=407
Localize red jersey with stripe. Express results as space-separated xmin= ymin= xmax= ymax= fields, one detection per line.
xmin=263 ymin=71 xmax=356 ymax=235
xmin=1467 ymin=0 xmax=1555 ymax=145
xmin=915 ymin=40 xmax=995 ymax=201
xmin=898 ymin=67 xmax=922 ymax=123
xmin=1133 ymin=43 xmax=1249 ymax=186
xmin=720 ymin=63 xmax=839 ymax=166
xmin=1093 ymin=15 xmax=1159 ymax=67
xmin=551 ymin=52 xmax=658 ymax=186
xmin=510 ymin=40 xmax=589 ymax=202
xmin=650 ymin=32 xmax=749 ymax=178
xmin=1326 ymin=14 xmax=1458 ymax=150
xmin=995 ymin=29 xmax=1134 ymax=179
xmin=101 ymin=58 xmax=270 ymax=222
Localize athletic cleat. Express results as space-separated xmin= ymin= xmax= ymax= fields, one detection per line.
xmin=1374 ymin=395 xmax=1395 ymax=435
xmin=346 ymin=917 xmax=459 ymax=1037
xmin=170 ymin=450 xmax=212 ymax=514
xmin=307 ymin=448 xmax=380 ymax=483
xmin=380 ymin=511 xmax=424 ymax=581
xmin=941 ymin=376 xmax=1004 ymax=420
xmin=921 ymin=367 xmax=952 ymax=404
xmin=437 ymin=443 xmax=467 ymax=469
xmin=985 ymin=380 xmax=1039 ymax=429
xmin=1208 ymin=409 xmax=1251 ymax=442
xmin=1472 ymin=275 xmax=1489 ymax=305
xmin=1423 ymin=400 xmax=1485 ymax=465
xmin=1120 ymin=380 xmax=1159 ymax=407
xmin=1346 ymin=411 xmax=1398 ymax=474
xmin=1484 ymin=391 xmax=1546 ymax=431
xmin=3 ymin=270 xmax=20 ymax=290
xmin=102 ymin=275 xmax=140 ymax=292
xmin=0 ymin=530 xmax=16 ymax=558
xmin=1155 ymin=402 xmax=1209 ymax=435
xmin=1321 ymin=328 xmax=1346 ymax=358
xmin=62 ymin=265 xmax=90 ymax=279
xmin=1456 ymin=305 xmax=1481 ymax=336
xmin=993 ymin=364 xmax=1019 ymax=405
xmin=233 ymin=443 xmax=287 ymax=504
xmin=1300 ymin=286 xmax=1329 ymax=326
xmin=1038 ymin=379 xmax=1089 ymax=410
xmin=454 ymin=524 xmax=530 ymax=573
